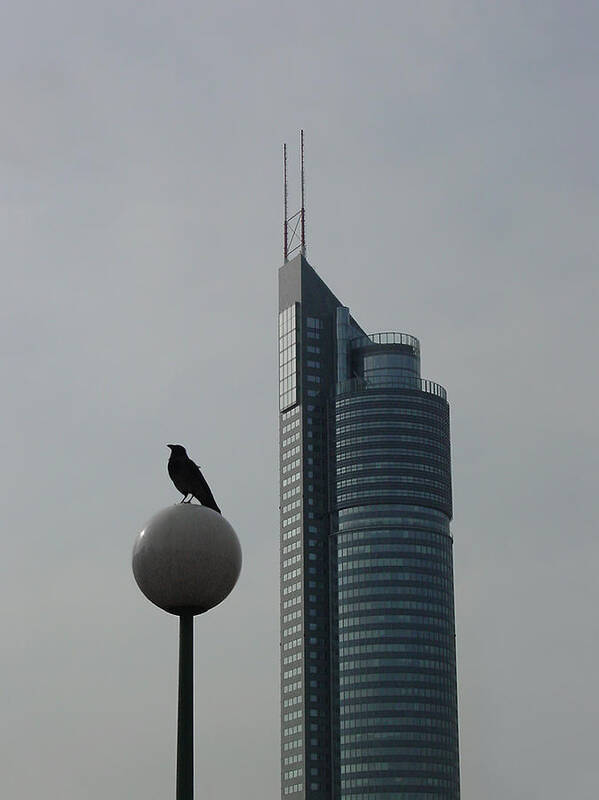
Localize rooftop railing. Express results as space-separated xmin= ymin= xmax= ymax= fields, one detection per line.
xmin=350 ymin=332 xmax=420 ymax=352
xmin=336 ymin=374 xmax=447 ymax=400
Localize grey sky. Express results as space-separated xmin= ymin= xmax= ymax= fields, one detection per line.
xmin=1 ymin=2 xmax=597 ymax=798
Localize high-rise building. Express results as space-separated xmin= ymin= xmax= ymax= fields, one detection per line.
xmin=279 ymin=253 xmax=460 ymax=799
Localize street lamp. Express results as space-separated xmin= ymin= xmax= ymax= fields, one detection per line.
xmin=132 ymin=504 xmax=242 ymax=800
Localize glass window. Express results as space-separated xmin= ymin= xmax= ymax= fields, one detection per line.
xmin=279 ymin=304 xmax=299 ymax=410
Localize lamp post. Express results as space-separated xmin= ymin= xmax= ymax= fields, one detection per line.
xmin=132 ymin=504 xmax=242 ymax=800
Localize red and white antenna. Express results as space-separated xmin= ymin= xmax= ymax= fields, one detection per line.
xmin=300 ymin=129 xmax=306 ymax=256
xmin=283 ymin=130 xmax=306 ymax=262
xmin=283 ymin=143 xmax=288 ymax=262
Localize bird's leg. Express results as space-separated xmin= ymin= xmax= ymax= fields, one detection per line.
xmin=180 ymin=494 xmax=190 ymax=504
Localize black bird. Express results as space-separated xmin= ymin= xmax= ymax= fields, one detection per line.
xmin=166 ymin=444 xmax=221 ymax=513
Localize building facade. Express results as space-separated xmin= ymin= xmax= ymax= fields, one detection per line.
xmin=279 ymin=254 xmax=460 ymax=799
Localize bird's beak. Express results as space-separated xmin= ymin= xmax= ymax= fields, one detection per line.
xmin=166 ymin=444 xmax=174 ymax=449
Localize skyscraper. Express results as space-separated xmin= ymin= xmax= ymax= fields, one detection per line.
xmin=279 ymin=253 xmax=460 ymax=799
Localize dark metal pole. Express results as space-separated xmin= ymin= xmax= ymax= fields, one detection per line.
xmin=284 ymin=143 xmax=288 ymax=262
xmin=300 ymin=129 xmax=305 ymax=255
xmin=177 ymin=614 xmax=194 ymax=800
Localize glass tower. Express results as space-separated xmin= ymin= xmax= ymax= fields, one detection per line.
xmin=279 ymin=254 xmax=460 ymax=800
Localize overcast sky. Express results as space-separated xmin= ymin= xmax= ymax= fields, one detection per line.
xmin=1 ymin=2 xmax=598 ymax=798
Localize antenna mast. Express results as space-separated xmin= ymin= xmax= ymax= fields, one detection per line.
xmin=284 ymin=144 xmax=288 ymax=262
xmin=300 ymin=129 xmax=306 ymax=255
xmin=282 ymin=130 xmax=307 ymax=262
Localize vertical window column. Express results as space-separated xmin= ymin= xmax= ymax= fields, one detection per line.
xmin=280 ymin=304 xmax=299 ymax=410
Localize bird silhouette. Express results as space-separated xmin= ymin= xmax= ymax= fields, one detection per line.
xmin=166 ymin=444 xmax=221 ymax=513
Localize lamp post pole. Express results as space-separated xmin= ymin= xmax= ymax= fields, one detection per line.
xmin=132 ymin=504 xmax=241 ymax=800
xmin=177 ymin=613 xmax=194 ymax=800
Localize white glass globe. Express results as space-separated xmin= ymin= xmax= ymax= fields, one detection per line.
xmin=132 ymin=504 xmax=241 ymax=615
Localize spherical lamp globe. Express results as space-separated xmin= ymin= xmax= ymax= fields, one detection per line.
xmin=132 ymin=504 xmax=241 ymax=615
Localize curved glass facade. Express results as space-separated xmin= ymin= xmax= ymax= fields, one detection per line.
xmin=279 ymin=255 xmax=460 ymax=800
xmin=354 ymin=337 xmax=421 ymax=384
xmin=333 ymin=341 xmax=459 ymax=798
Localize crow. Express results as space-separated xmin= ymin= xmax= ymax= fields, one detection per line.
xmin=166 ymin=444 xmax=221 ymax=513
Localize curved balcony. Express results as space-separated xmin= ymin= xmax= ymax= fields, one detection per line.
xmin=336 ymin=374 xmax=447 ymax=400
xmin=351 ymin=331 xmax=420 ymax=353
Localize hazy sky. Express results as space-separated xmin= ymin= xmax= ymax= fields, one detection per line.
xmin=1 ymin=2 xmax=597 ymax=798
